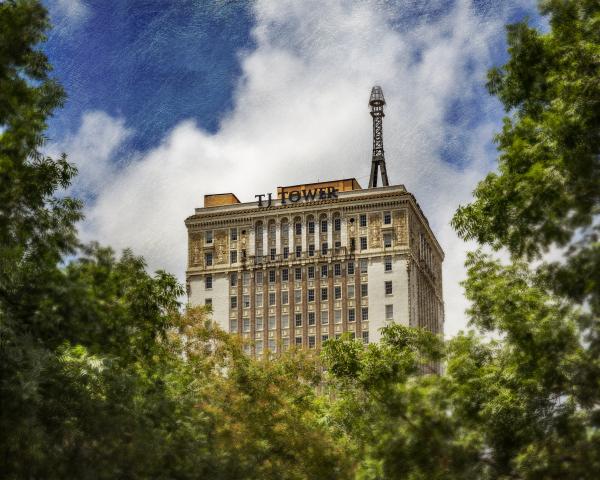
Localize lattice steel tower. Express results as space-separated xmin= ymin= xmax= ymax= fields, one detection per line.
xmin=368 ymin=86 xmax=390 ymax=188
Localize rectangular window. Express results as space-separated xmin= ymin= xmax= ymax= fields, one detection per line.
xmin=322 ymin=334 xmax=329 ymax=343
xmin=282 ymin=223 xmax=289 ymax=236
xmin=268 ymin=315 xmax=276 ymax=330
xmin=334 ymin=310 xmax=342 ymax=324
xmin=295 ymin=337 xmax=302 ymax=347
xmin=255 ymin=271 xmax=263 ymax=284
xmin=308 ymin=312 xmax=316 ymax=326
xmin=360 ymin=237 xmax=367 ymax=250
xmin=295 ymin=267 xmax=302 ymax=281
xmin=384 ymin=211 xmax=391 ymax=225
xmin=295 ymin=245 xmax=302 ymax=258
xmin=334 ymin=286 xmax=341 ymax=300
xmin=321 ymin=242 xmax=328 ymax=255
xmin=359 ymin=214 xmax=367 ymax=227
xmin=281 ymin=290 xmax=289 ymax=305
xmin=321 ymin=310 xmax=329 ymax=325
xmin=347 ymin=261 xmax=354 ymax=275
xmin=243 ymin=294 xmax=250 ymax=308
xmin=282 ymin=268 xmax=289 ymax=282
xmin=385 ymin=281 xmax=393 ymax=295
xmin=205 ymin=298 xmax=212 ymax=306
xmin=321 ymin=287 xmax=328 ymax=301
xmin=385 ymin=256 xmax=392 ymax=272
xmin=361 ymin=283 xmax=368 ymax=297
xmin=205 ymin=252 xmax=213 ymax=266
xmin=308 ymin=289 xmax=315 ymax=302
xmin=205 ymin=230 xmax=213 ymax=244
xmin=282 ymin=314 xmax=289 ymax=329
xmin=243 ymin=272 xmax=250 ymax=286
xmin=256 ymin=317 xmax=263 ymax=331
xmin=348 ymin=308 xmax=355 ymax=322
xmin=283 ymin=246 xmax=289 ymax=259
xmin=230 ymin=273 xmax=237 ymax=286
xmin=230 ymin=228 xmax=238 ymax=241
xmin=320 ymin=220 xmax=328 ymax=233
xmin=308 ymin=266 xmax=315 ymax=279
xmin=230 ymin=319 xmax=237 ymax=333
xmin=269 ymin=338 xmax=276 ymax=352
xmin=362 ymin=331 xmax=369 ymax=344
xmin=243 ymin=318 xmax=250 ymax=332
xmin=334 ymin=218 xmax=341 ymax=231
xmin=350 ymin=332 xmax=356 ymax=340
xmin=295 ymin=313 xmax=302 ymax=327
xmin=361 ymin=307 xmax=369 ymax=321
xmin=294 ymin=289 xmax=302 ymax=303
xmin=335 ymin=240 xmax=341 ymax=248
xmin=269 ymin=270 xmax=276 ymax=283
xmin=385 ymin=304 xmax=394 ymax=320
xmin=308 ymin=244 xmax=315 ymax=257
xmin=334 ymin=263 xmax=341 ymax=276
xmin=282 ymin=338 xmax=290 ymax=351
xmin=321 ymin=264 xmax=328 ymax=278
xmin=230 ymin=250 xmax=238 ymax=264
xmin=360 ymin=259 xmax=368 ymax=274
xmin=230 ymin=296 xmax=238 ymax=309
xmin=295 ymin=223 xmax=302 ymax=235
xmin=308 ymin=336 xmax=316 ymax=349
xmin=205 ymin=275 xmax=212 ymax=290
xmin=270 ymin=248 xmax=276 ymax=260
xmin=255 ymin=293 xmax=263 ymax=307
xmin=384 ymin=233 xmax=392 ymax=248
xmin=308 ymin=221 xmax=315 ymax=234
xmin=256 ymin=340 xmax=263 ymax=353
xmin=347 ymin=284 xmax=355 ymax=298
xmin=269 ymin=292 xmax=276 ymax=306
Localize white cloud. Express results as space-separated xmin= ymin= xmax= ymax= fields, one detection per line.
xmin=60 ymin=0 xmax=537 ymax=338
xmin=46 ymin=0 xmax=90 ymax=31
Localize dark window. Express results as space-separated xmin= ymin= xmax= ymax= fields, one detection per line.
xmin=283 ymin=246 xmax=289 ymax=259
xmin=205 ymin=275 xmax=212 ymax=289
xmin=362 ymin=331 xmax=369 ymax=343
xmin=347 ymin=262 xmax=354 ymax=275
xmin=384 ymin=211 xmax=391 ymax=224
xmin=321 ymin=288 xmax=328 ymax=301
xmin=230 ymin=273 xmax=237 ymax=286
xmin=385 ymin=281 xmax=392 ymax=295
xmin=308 ymin=244 xmax=315 ymax=256
xmin=308 ymin=289 xmax=315 ymax=302
xmin=205 ymin=253 xmax=213 ymax=266
xmin=308 ymin=221 xmax=315 ymax=234
xmin=282 ymin=268 xmax=289 ymax=282
xmin=385 ymin=256 xmax=392 ymax=272
xmin=361 ymin=283 xmax=368 ymax=297
xmin=230 ymin=228 xmax=238 ymax=240
xmin=295 ymin=267 xmax=302 ymax=281
xmin=308 ymin=312 xmax=316 ymax=325
xmin=321 ymin=264 xmax=328 ymax=278
xmin=359 ymin=214 xmax=367 ymax=227
xmin=360 ymin=237 xmax=367 ymax=250
xmin=361 ymin=307 xmax=369 ymax=321
xmin=348 ymin=308 xmax=355 ymax=322
xmin=308 ymin=266 xmax=315 ymax=279
xmin=321 ymin=220 xmax=328 ymax=233
xmin=295 ymin=223 xmax=302 ymax=235
xmin=269 ymin=270 xmax=276 ymax=283
xmin=270 ymin=248 xmax=276 ymax=260
xmin=334 ymin=263 xmax=341 ymax=276
xmin=295 ymin=245 xmax=302 ymax=258
xmin=295 ymin=313 xmax=302 ymax=327
xmin=308 ymin=336 xmax=316 ymax=349
xmin=230 ymin=250 xmax=238 ymax=263
xmin=321 ymin=242 xmax=328 ymax=255
xmin=230 ymin=296 xmax=238 ymax=309
xmin=334 ymin=218 xmax=341 ymax=231
xmin=334 ymin=286 xmax=341 ymax=299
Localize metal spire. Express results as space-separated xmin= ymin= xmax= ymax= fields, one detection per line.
xmin=368 ymin=86 xmax=390 ymax=188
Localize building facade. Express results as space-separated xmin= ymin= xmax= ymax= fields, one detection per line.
xmin=185 ymin=178 xmax=444 ymax=357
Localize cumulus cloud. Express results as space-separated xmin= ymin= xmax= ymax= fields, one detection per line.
xmin=58 ymin=0 xmax=537 ymax=337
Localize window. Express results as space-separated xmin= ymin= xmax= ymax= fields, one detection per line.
xmin=269 ymin=292 xmax=276 ymax=306
xmin=283 ymin=246 xmax=289 ymax=259
xmin=295 ymin=245 xmax=302 ymax=258
xmin=256 ymin=340 xmax=263 ymax=353
xmin=308 ymin=336 xmax=316 ymax=349
xmin=230 ymin=273 xmax=237 ymax=286
xmin=334 ymin=286 xmax=341 ymax=300
xmin=321 ymin=287 xmax=328 ymax=301
xmin=308 ymin=244 xmax=315 ymax=256
xmin=268 ymin=315 xmax=276 ymax=330
xmin=282 ymin=268 xmax=289 ymax=282
xmin=269 ymin=339 xmax=276 ymax=352
xmin=361 ymin=307 xmax=369 ymax=321
xmin=205 ymin=252 xmax=213 ymax=266
xmin=321 ymin=220 xmax=328 ymax=233
xmin=230 ymin=296 xmax=238 ymax=309
xmin=295 ymin=267 xmax=302 ymax=281
xmin=308 ymin=289 xmax=315 ymax=302
xmin=347 ymin=284 xmax=355 ymax=298
xmin=308 ymin=266 xmax=315 ymax=279
xmin=348 ymin=308 xmax=355 ymax=322
xmin=295 ymin=222 xmax=302 ymax=235
xmin=321 ymin=264 xmax=328 ymax=278
xmin=360 ymin=237 xmax=367 ymax=250
xmin=295 ymin=337 xmax=302 ymax=347
xmin=205 ymin=275 xmax=212 ymax=290
xmin=282 ymin=338 xmax=290 ymax=351
xmin=360 ymin=259 xmax=368 ymax=274
xmin=269 ymin=270 xmax=276 ymax=283
xmin=334 ymin=218 xmax=341 ymax=231
xmin=362 ymin=331 xmax=369 ymax=344
xmin=384 ymin=211 xmax=391 ymax=225
xmin=308 ymin=221 xmax=315 ymax=234
xmin=321 ymin=242 xmax=328 ymax=255
xmin=270 ymin=248 xmax=276 ymax=260
xmin=385 ymin=304 xmax=394 ymax=320
xmin=350 ymin=332 xmax=356 ymax=340
xmin=243 ymin=294 xmax=250 ymax=308
xmin=255 ymin=271 xmax=263 ymax=284
xmin=322 ymin=334 xmax=329 ymax=343
xmin=335 ymin=241 xmax=341 ymax=248
xmin=255 ymin=293 xmax=263 ymax=307
xmin=230 ymin=250 xmax=238 ymax=264
xmin=295 ymin=313 xmax=302 ymax=327
xmin=359 ymin=214 xmax=367 ymax=227
xmin=334 ymin=263 xmax=341 ymax=276
xmin=205 ymin=298 xmax=212 ymax=306
xmin=385 ymin=256 xmax=392 ymax=272
xmin=243 ymin=318 xmax=250 ymax=332
xmin=256 ymin=317 xmax=263 ymax=331
xmin=281 ymin=223 xmax=289 ymax=236
xmin=334 ymin=310 xmax=342 ymax=324
xmin=281 ymin=290 xmax=289 ymax=305
xmin=205 ymin=230 xmax=213 ymax=244
xmin=350 ymin=238 xmax=356 ymax=251
xmin=361 ymin=283 xmax=368 ymax=297
xmin=347 ymin=261 xmax=354 ymax=275
xmin=282 ymin=314 xmax=289 ymax=329
xmin=230 ymin=228 xmax=238 ymax=241
xmin=294 ymin=289 xmax=302 ymax=303
xmin=230 ymin=319 xmax=238 ymax=333
xmin=243 ymin=272 xmax=250 ymax=286
xmin=385 ymin=281 xmax=393 ymax=295
xmin=308 ymin=312 xmax=316 ymax=326
xmin=384 ymin=233 xmax=392 ymax=248
xmin=321 ymin=310 xmax=329 ymax=325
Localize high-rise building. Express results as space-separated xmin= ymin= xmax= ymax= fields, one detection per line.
xmin=185 ymin=87 xmax=444 ymax=357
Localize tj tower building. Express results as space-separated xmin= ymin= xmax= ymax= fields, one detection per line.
xmin=185 ymin=87 xmax=444 ymax=356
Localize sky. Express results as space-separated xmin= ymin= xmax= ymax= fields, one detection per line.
xmin=42 ymin=0 xmax=543 ymax=338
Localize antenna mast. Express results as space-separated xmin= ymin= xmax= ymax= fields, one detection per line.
xmin=368 ymin=86 xmax=390 ymax=188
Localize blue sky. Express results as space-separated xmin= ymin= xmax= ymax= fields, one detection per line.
xmin=42 ymin=0 xmax=542 ymax=336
